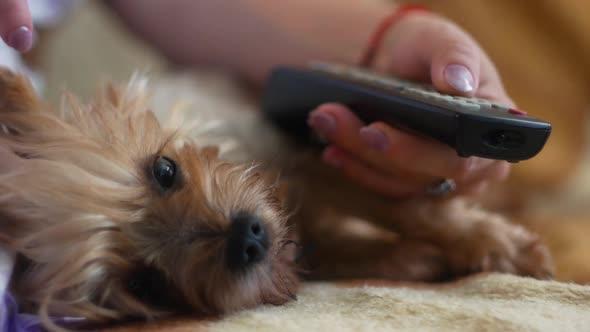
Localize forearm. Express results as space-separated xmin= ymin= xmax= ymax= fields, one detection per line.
xmin=107 ymin=0 xmax=393 ymax=83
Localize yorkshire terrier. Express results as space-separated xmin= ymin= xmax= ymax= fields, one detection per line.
xmin=0 ymin=68 xmax=553 ymax=331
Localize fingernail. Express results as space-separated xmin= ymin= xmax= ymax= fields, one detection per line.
xmin=360 ymin=127 xmax=389 ymax=151
xmin=7 ymin=26 xmax=33 ymax=52
xmin=444 ymin=65 xmax=474 ymax=93
xmin=322 ymin=148 xmax=343 ymax=168
xmin=308 ymin=111 xmax=336 ymax=137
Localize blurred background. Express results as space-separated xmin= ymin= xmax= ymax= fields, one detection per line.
xmin=10 ymin=1 xmax=590 ymax=283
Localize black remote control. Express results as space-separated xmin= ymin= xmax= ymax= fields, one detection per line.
xmin=260 ymin=62 xmax=551 ymax=162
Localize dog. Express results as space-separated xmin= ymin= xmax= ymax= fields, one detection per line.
xmin=0 ymin=67 xmax=554 ymax=331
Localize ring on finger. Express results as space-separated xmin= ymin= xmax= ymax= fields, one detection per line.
xmin=426 ymin=178 xmax=457 ymax=196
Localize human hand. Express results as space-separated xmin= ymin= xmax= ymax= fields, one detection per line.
xmin=0 ymin=0 xmax=33 ymax=52
xmin=307 ymin=10 xmax=514 ymax=198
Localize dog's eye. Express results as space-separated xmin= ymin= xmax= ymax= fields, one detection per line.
xmin=153 ymin=156 xmax=176 ymax=189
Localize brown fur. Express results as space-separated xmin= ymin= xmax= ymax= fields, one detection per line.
xmin=0 ymin=68 xmax=553 ymax=331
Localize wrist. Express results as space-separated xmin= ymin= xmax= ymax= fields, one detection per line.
xmin=358 ymin=4 xmax=431 ymax=71
xmin=238 ymin=1 xmax=400 ymax=85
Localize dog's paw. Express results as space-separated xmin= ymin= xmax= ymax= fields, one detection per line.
xmin=478 ymin=233 xmax=554 ymax=279
xmin=382 ymin=241 xmax=449 ymax=282
xmin=447 ymin=217 xmax=555 ymax=280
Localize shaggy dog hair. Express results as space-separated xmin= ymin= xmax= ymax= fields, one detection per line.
xmin=0 ymin=68 xmax=553 ymax=331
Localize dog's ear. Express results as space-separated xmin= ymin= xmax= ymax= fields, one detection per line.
xmin=0 ymin=67 xmax=41 ymax=113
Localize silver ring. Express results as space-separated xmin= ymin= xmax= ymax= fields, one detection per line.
xmin=427 ymin=178 xmax=457 ymax=196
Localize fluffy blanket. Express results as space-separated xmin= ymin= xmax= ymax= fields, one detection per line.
xmin=108 ymin=274 xmax=590 ymax=332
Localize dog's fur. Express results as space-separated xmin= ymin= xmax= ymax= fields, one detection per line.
xmin=0 ymin=68 xmax=554 ymax=331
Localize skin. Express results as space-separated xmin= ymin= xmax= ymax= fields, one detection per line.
xmin=0 ymin=0 xmax=32 ymax=52
xmin=1 ymin=0 xmax=513 ymax=198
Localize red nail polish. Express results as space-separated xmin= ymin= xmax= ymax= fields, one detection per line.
xmin=508 ymin=108 xmax=527 ymax=116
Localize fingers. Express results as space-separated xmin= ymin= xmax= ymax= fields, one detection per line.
xmin=304 ymin=12 xmax=519 ymax=198
xmin=428 ymin=28 xmax=480 ymax=96
xmin=363 ymin=122 xmax=484 ymax=180
xmin=307 ymin=103 xmax=365 ymax=152
xmin=0 ymin=0 xmax=33 ymax=52
xmin=391 ymin=17 xmax=482 ymax=96
xmin=308 ymin=104 xmax=494 ymax=181
xmin=308 ymin=103 xmax=512 ymax=198
xmin=321 ymin=146 xmax=422 ymax=198
xmin=322 ymin=144 xmax=506 ymax=198
xmin=385 ymin=13 xmax=501 ymax=99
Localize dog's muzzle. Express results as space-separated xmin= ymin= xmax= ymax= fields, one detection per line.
xmin=226 ymin=213 xmax=270 ymax=271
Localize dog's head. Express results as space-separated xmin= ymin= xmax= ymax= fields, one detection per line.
xmin=0 ymin=69 xmax=298 ymax=327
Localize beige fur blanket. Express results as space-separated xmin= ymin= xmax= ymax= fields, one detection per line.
xmin=108 ymin=273 xmax=590 ymax=332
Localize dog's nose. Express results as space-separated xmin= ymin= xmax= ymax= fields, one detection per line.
xmin=226 ymin=213 xmax=269 ymax=270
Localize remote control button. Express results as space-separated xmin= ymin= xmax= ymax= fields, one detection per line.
xmin=456 ymin=101 xmax=481 ymax=111
xmin=404 ymin=87 xmax=428 ymax=96
xmin=448 ymin=96 xmax=481 ymax=109
xmin=375 ymin=77 xmax=407 ymax=91
xmin=423 ymin=92 xmax=440 ymax=101
xmin=473 ymin=98 xmax=493 ymax=111
xmin=410 ymin=89 xmax=445 ymax=104
xmin=479 ymin=103 xmax=493 ymax=111
xmin=401 ymin=88 xmax=481 ymax=111
xmin=468 ymin=96 xmax=517 ymax=114
xmin=441 ymin=97 xmax=459 ymax=104
xmin=345 ymin=68 xmax=411 ymax=92
xmin=430 ymin=92 xmax=455 ymax=103
xmin=491 ymin=103 xmax=511 ymax=112
xmin=508 ymin=108 xmax=528 ymax=116
xmin=439 ymin=97 xmax=462 ymax=108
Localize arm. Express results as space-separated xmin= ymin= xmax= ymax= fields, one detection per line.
xmin=106 ymin=0 xmax=393 ymax=84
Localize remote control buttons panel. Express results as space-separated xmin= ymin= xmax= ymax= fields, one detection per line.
xmin=308 ymin=62 xmax=525 ymax=116
xmin=309 ymin=61 xmax=433 ymax=92
xmin=400 ymin=88 xmax=481 ymax=112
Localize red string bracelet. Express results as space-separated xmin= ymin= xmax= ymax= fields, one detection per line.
xmin=358 ymin=4 xmax=430 ymax=68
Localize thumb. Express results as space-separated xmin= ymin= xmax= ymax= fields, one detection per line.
xmin=429 ymin=34 xmax=481 ymax=96
xmin=0 ymin=0 xmax=34 ymax=52
xmin=386 ymin=15 xmax=481 ymax=96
